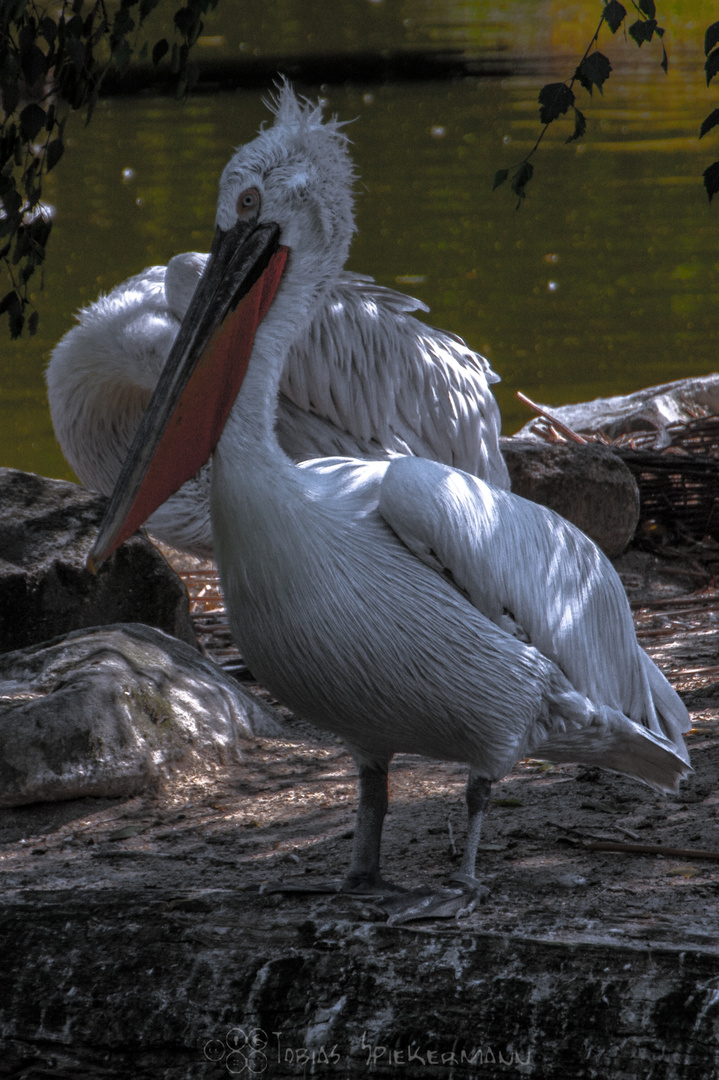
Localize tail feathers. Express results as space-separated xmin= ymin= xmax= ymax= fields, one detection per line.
xmin=535 ymin=704 xmax=692 ymax=795
xmin=640 ymin=649 xmax=691 ymax=764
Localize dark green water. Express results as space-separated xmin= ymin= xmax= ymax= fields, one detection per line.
xmin=1 ymin=2 xmax=718 ymax=480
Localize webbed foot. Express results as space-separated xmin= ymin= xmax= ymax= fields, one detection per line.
xmin=378 ymin=886 xmax=471 ymax=925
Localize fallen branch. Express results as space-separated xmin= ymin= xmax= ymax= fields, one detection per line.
xmin=583 ymin=840 xmax=719 ymax=860
xmin=515 ymin=391 xmax=588 ymax=445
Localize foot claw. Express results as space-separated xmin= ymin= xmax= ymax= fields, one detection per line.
xmin=449 ymin=872 xmax=490 ymax=898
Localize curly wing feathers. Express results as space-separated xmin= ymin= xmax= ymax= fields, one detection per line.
xmin=280 ymin=271 xmax=509 ymax=487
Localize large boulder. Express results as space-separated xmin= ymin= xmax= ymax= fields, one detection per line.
xmin=501 ymin=439 xmax=640 ymax=558
xmin=0 ymin=468 xmax=196 ymax=652
xmin=0 ymin=623 xmax=281 ymax=807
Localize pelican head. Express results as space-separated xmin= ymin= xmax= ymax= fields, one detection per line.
xmin=216 ymin=82 xmax=357 ymax=295
xmin=87 ymin=83 xmax=357 ymax=569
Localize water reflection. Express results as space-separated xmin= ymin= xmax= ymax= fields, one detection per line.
xmin=1 ymin=48 xmax=717 ymax=479
xmin=174 ymin=0 xmax=719 ymax=67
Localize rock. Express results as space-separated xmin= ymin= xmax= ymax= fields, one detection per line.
xmin=0 ymin=623 xmax=281 ymax=806
xmin=501 ymin=438 xmax=640 ymax=557
xmin=3 ymin=890 xmax=719 ymax=1080
xmin=515 ymin=374 xmax=719 ymax=447
xmin=0 ymin=468 xmax=197 ymax=652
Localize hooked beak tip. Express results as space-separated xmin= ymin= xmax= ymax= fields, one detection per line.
xmin=86 ymin=552 xmax=99 ymax=576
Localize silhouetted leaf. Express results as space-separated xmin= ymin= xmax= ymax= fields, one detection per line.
xmin=46 ymin=138 xmax=64 ymax=171
xmin=603 ymin=1 xmax=626 ymax=34
xmin=2 ymin=82 xmax=19 ymax=116
xmin=576 ymin=51 xmax=612 ymax=95
xmin=29 ymin=214 xmax=51 ymax=247
xmin=660 ymin=40 xmax=668 ymax=73
xmin=19 ymin=103 xmax=46 ymax=141
xmin=511 ymin=160 xmax=533 ymax=206
xmin=639 ymin=0 xmax=656 ymax=18
xmin=174 ymin=6 xmax=198 ymax=37
xmin=38 ymin=17 xmax=57 ymax=45
xmin=566 ymin=107 xmax=587 ymax=144
xmin=492 ymin=168 xmax=509 ymax=190
xmin=704 ymin=162 xmax=719 ymax=203
xmin=65 ymin=14 xmax=84 ymax=38
xmin=91 ymin=18 xmax=109 ymax=47
xmin=706 ymin=22 xmax=719 ymax=57
xmin=700 ymin=110 xmax=719 ymax=140
xmin=65 ymin=36 xmax=86 ymax=70
xmin=111 ymin=38 xmax=132 ymax=72
xmin=20 ymin=43 xmax=46 ymax=87
xmin=112 ymin=8 xmax=135 ymax=39
xmin=538 ymin=82 xmax=574 ymax=125
xmin=629 ymin=19 xmax=656 ymax=46
xmin=20 ymin=260 xmax=36 ymax=284
xmin=0 ymin=291 xmax=24 ymax=338
xmin=706 ymin=49 xmax=719 ymax=87
xmin=140 ymin=0 xmax=161 ymax=20
xmin=27 ymin=310 xmax=38 ymax=335
xmin=152 ymin=38 xmax=169 ymax=65
xmin=1 ymin=185 xmax=22 ymax=219
xmin=18 ymin=21 xmax=37 ymax=54
xmin=12 ymin=228 xmax=30 ymax=264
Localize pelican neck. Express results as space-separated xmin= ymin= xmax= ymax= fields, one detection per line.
xmin=217 ymin=268 xmax=319 ymax=464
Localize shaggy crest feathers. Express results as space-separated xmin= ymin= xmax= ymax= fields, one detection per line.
xmin=215 ymin=81 xmax=357 ymax=274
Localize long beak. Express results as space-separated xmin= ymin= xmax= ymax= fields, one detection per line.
xmin=87 ymin=219 xmax=288 ymax=571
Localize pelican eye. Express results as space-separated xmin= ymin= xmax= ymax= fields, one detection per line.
xmin=236 ymin=187 xmax=260 ymax=218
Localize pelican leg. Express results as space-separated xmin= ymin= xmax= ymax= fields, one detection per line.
xmin=451 ymin=769 xmax=492 ymax=891
xmin=342 ymin=762 xmax=403 ymax=894
xmin=350 ymin=765 xmax=492 ymax=923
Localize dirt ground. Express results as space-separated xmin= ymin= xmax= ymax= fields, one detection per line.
xmin=2 ymin=540 xmax=719 ymax=947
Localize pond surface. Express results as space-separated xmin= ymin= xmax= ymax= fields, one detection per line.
xmin=1 ymin=1 xmax=718 ymax=480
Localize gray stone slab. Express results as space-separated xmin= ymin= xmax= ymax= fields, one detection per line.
xmin=0 ymin=623 xmax=280 ymax=806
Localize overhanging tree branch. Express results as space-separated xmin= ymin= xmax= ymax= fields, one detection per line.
xmin=494 ymin=1 xmax=668 ymax=208
xmin=0 ymin=0 xmax=219 ymax=338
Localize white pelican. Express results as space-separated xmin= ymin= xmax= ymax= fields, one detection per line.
xmin=88 ymin=85 xmax=690 ymax=907
xmin=48 ymin=207 xmax=508 ymax=559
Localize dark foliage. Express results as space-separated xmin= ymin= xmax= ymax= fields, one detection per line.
xmin=0 ymin=0 xmax=218 ymax=337
xmin=702 ymin=21 xmax=719 ymax=205
xmin=495 ymin=1 xmax=668 ymax=208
